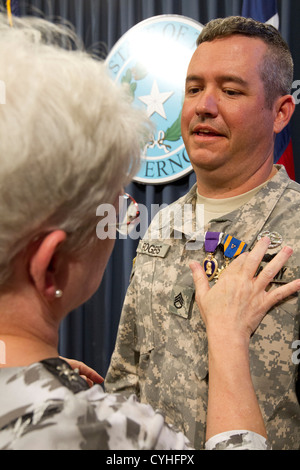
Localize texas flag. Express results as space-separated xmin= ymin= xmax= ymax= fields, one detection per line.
xmin=242 ymin=0 xmax=295 ymax=180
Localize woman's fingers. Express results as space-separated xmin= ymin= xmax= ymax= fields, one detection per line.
xmin=255 ymin=245 xmax=294 ymax=290
xmin=189 ymin=261 xmax=210 ymax=295
xmin=225 ymin=240 xmax=297 ymax=301
xmin=60 ymin=357 xmax=104 ymax=385
xmin=226 ymin=237 xmax=271 ymax=279
xmin=263 ymin=279 xmax=300 ymax=313
xmin=190 ymin=238 xmax=300 ymax=314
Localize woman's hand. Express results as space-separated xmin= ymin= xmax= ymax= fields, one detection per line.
xmin=60 ymin=357 xmax=104 ymax=387
xmin=190 ymin=237 xmax=300 ymax=341
xmin=190 ymin=237 xmax=300 ymax=443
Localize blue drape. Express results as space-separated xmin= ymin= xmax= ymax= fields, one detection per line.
xmin=10 ymin=0 xmax=300 ymax=377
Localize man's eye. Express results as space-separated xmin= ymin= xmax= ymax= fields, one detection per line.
xmin=224 ymin=89 xmax=241 ymax=96
xmin=186 ymin=87 xmax=201 ymax=95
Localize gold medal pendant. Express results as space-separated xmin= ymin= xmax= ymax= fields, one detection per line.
xmin=215 ymin=257 xmax=230 ymax=280
xmin=203 ymin=253 xmax=219 ymax=281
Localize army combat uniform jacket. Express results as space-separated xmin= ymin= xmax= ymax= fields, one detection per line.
xmin=105 ymin=166 xmax=300 ymax=450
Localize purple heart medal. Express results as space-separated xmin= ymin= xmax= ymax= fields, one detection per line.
xmin=203 ymin=232 xmax=222 ymax=281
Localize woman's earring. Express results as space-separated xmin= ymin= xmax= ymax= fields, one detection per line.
xmin=55 ymin=289 xmax=63 ymax=299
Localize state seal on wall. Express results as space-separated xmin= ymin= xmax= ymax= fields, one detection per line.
xmin=106 ymin=15 xmax=203 ymax=184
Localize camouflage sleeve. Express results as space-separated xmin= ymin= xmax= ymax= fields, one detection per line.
xmin=105 ymin=264 xmax=141 ymax=398
xmin=205 ymin=431 xmax=271 ymax=450
xmin=76 ymin=388 xmax=193 ymax=450
xmin=0 ymin=363 xmax=192 ymax=450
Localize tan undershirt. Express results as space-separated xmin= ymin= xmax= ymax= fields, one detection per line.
xmin=197 ymin=180 xmax=269 ymax=227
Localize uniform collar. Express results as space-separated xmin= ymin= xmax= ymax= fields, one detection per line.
xmin=206 ymin=165 xmax=291 ymax=249
xmin=146 ymin=165 xmax=291 ymax=249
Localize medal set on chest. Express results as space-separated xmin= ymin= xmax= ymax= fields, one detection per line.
xmin=202 ymin=230 xmax=283 ymax=281
xmin=203 ymin=231 xmax=247 ymax=281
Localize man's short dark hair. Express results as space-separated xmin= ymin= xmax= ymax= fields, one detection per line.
xmin=197 ymin=16 xmax=294 ymax=108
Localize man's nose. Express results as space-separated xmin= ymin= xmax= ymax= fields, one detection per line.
xmin=195 ymin=89 xmax=218 ymax=118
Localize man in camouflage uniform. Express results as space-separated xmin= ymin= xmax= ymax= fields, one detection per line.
xmin=105 ymin=17 xmax=300 ymax=450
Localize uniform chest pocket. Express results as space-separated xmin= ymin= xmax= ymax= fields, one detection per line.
xmin=135 ymin=240 xmax=208 ymax=379
xmin=158 ymin=260 xmax=208 ymax=380
xmin=134 ymin=258 xmax=155 ymax=354
xmin=134 ymin=240 xmax=172 ymax=353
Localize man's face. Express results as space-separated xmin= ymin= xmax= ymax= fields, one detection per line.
xmin=181 ymin=35 xmax=277 ymax=180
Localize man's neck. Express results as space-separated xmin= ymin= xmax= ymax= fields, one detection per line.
xmin=196 ymin=164 xmax=277 ymax=199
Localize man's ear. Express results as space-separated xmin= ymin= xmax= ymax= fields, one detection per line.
xmin=273 ymin=94 xmax=295 ymax=135
xmin=29 ymin=230 xmax=67 ymax=300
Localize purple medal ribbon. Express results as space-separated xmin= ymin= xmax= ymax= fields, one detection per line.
xmin=204 ymin=232 xmax=221 ymax=253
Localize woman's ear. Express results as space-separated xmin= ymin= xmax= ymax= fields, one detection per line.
xmin=273 ymin=94 xmax=295 ymax=135
xmin=29 ymin=230 xmax=67 ymax=301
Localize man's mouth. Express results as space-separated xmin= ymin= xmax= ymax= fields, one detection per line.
xmin=195 ymin=130 xmax=219 ymax=136
xmin=192 ymin=126 xmax=223 ymax=138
